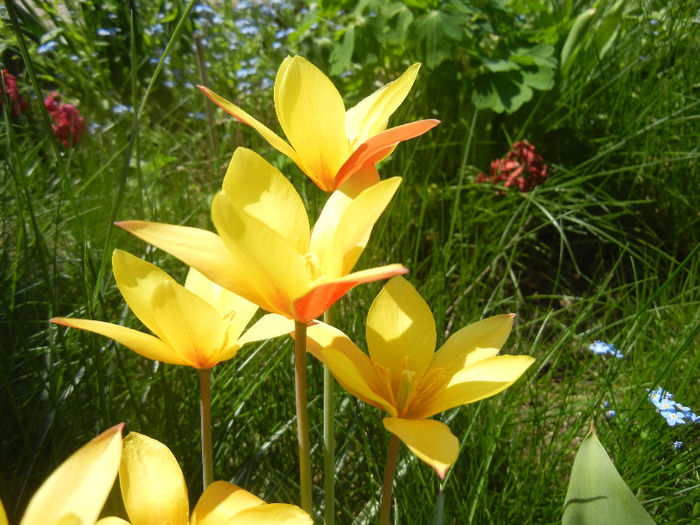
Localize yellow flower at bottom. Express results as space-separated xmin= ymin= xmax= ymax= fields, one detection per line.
xmin=15 ymin=424 xmax=123 ymax=525
xmin=100 ymin=432 xmax=311 ymax=525
xmin=51 ymin=250 xmax=292 ymax=369
xmin=306 ymin=276 xmax=535 ymax=478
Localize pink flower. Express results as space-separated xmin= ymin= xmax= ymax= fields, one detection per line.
xmin=1 ymin=69 xmax=28 ymax=116
xmin=477 ymin=140 xmax=548 ymax=193
xmin=44 ymin=92 xmax=86 ymax=147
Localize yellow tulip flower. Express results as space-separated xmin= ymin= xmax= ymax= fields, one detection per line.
xmin=17 ymin=424 xmax=123 ymax=525
xmin=305 ymin=276 xmax=535 ymax=477
xmin=117 ymin=147 xmax=407 ymax=323
xmin=199 ymin=56 xmax=439 ymax=193
xmin=97 ymin=432 xmax=312 ymax=525
xmin=51 ymin=250 xmax=292 ymax=369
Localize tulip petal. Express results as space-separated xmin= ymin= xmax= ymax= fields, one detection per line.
xmin=112 ymin=249 xmax=176 ymax=341
xmin=185 ymin=267 xmax=259 ymax=340
xmin=236 ymin=313 xmax=295 ymax=347
xmin=115 ymin=221 xmax=269 ymax=310
xmin=149 ymin=281 xmax=230 ymax=368
xmin=345 ymin=63 xmax=421 ymax=148
xmin=335 ymin=119 xmax=439 ymax=189
xmin=322 ymin=347 xmax=396 ymax=416
xmin=198 ymin=85 xmax=299 ymax=164
xmin=230 ymin=504 xmax=314 ymax=524
xmin=336 ymin=165 xmax=381 ymax=198
xmin=293 ymin=264 xmax=408 ymax=323
xmin=274 ymin=56 xmax=349 ymax=191
xmin=50 ymin=317 xmax=184 ymax=366
xmin=212 ymin=192 xmax=309 ymax=318
xmin=20 ymin=424 xmax=123 ymax=525
xmin=191 ymin=481 xmax=263 ymax=525
xmin=416 ymin=355 xmax=535 ymax=418
xmin=382 ymin=417 xmax=458 ymax=479
xmin=222 ymin=148 xmax=310 ymax=254
xmin=0 ymin=498 xmax=7 ymax=525
xmin=429 ymin=314 xmax=515 ymax=379
xmin=366 ymin=276 xmax=436 ymax=385
xmin=311 ymin=177 xmax=401 ymax=277
xmin=119 ymin=432 xmax=189 ymax=525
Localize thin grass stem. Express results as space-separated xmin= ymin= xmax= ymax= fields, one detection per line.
xmin=323 ymin=306 xmax=335 ymax=524
xmin=379 ymin=434 xmax=400 ymax=525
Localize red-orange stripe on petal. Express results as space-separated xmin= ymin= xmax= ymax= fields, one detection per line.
xmin=293 ymin=264 xmax=408 ymax=323
xmin=335 ymin=119 xmax=440 ymax=189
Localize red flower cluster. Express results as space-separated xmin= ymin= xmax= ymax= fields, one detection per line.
xmin=45 ymin=92 xmax=85 ymax=147
xmin=477 ymin=140 xmax=548 ymax=193
xmin=1 ymin=69 xmax=28 ymax=116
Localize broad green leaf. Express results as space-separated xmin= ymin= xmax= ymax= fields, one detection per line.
xmin=522 ymin=65 xmax=555 ymax=91
xmin=472 ymin=71 xmax=532 ymax=114
xmin=562 ymin=429 xmax=656 ymax=525
xmin=560 ymin=8 xmax=596 ymax=73
xmin=413 ymin=9 xmax=463 ymax=68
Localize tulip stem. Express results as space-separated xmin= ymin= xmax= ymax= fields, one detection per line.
xmin=323 ymin=307 xmax=335 ymax=525
xmin=199 ymin=368 xmax=213 ymax=490
xmin=294 ymin=321 xmax=313 ymax=514
xmin=379 ymin=434 xmax=400 ymax=525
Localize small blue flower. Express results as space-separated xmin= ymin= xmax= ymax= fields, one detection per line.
xmin=673 ymin=441 xmax=683 ymax=450
xmin=588 ymin=340 xmax=624 ymax=358
xmin=605 ymin=410 xmax=616 ymax=419
xmin=661 ymin=411 xmax=686 ymax=427
xmin=37 ymin=41 xmax=59 ymax=54
xmin=112 ymin=104 xmax=132 ymax=115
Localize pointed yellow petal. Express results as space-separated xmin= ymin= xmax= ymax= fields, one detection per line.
xmin=112 ymin=249 xmax=176 ymax=341
xmin=274 ymin=56 xmax=350 ymax=191
xmin=185 ymin=267 xmax=259 ymax=340
xmin=335 ymin=119 xmax=439 ymax=189
xmin=212 ymin=192 xmax=309 ymax=318
xmin=293 ymin=264 xmax=408 ymax=323
xmin=416 ymin=355 xmax=535 ymax=418
xmin=430 ymin=314 xmax=515 ymax=378
xmin=115 ymin=221 xmax=269 ymax=310
xmin=222 ymin=148 xmax=310 ymax=254
xmin=312 ymin=177 xmax=401 ymax=278
xmin=323 ymin=347 xmax=396 ymax=416
xmin=345 ymin=63 xmax=421 ymax=148
xmin=149 ymin=281 xmax=231 ymax=368
xmin=198 ymin=85 xmax=299 ymax=164
xmin=119 ymin=432 xmax=189 ymax=525
xmin=229 ymin=504 xmax=313 ymax=524
xmin=20 ymin=424 xmax=123 ymax=525
xmin=383 ymin=417 xmax=458 ymax=479
xmin=237 ymin=314 xmax=295 ymax=347
xmin=366 ymin=277 xmax=436 ymax=385
xmin=50 ymin=317 xmax=183 ymax=366
xmin=191 ymin=481 xmax=263 ymax=525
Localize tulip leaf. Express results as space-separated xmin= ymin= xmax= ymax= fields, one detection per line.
xmin=562 ymin=429 xmax=656 ymax=525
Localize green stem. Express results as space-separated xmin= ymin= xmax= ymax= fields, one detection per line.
xmin=323 ymin=307 xmax=335 ymax=525
xmin=294 ymin=321 xmax=313 ymax=513
xmin=199 ymin=368 xmax=213 ymax=490
xmin=379 ymin=435 xmax=400 ymax=525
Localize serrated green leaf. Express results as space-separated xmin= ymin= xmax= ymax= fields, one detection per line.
xmin=472 ymin=71 xmax=532 ymax=113
xmin=563 ymin=429 xmax=656 ymax=525
xmin=521 ymin=65 xmax=555 ymax=91
xmin=483 ymin=59 xmax=519 ymax=72
xmin=414 ymin=9 xmax=464 ymax=68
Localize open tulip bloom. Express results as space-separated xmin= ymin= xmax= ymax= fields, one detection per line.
xmin=306 ymin=276 xmax=535 ymax=478
xmin=199 ymin=56 xmax=439 ymax=193
xmin=117 ymin=147 xmax=408 ymax=324
xmin=51 ymin=249 xmax=291 ymax=369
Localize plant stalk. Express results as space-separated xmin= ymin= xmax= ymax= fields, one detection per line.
xmin=379 ymin=434 xmax=400 ymax=525
xmin=323 ymin=307 xmax=335 ymax=525
xmin=294 ymin=321 xmax=313 ymax=513
xmin=199 ymin=368 xmax=213 ymax=490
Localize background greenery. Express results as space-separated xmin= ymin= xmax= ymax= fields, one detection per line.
xmin=1 ymin=0 xmax=698 ymax=523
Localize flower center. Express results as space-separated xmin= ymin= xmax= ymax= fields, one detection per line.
xmin=303 ymin=252 xmax=323 ymax=281
xmin=396 ymin=367 xmax=416 ymax=416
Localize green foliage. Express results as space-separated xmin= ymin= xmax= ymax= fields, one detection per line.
xmin=563 ymin=428 xmax=656 ymax=525
xmin=1 ymin=0 xmax=699 ymax=523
